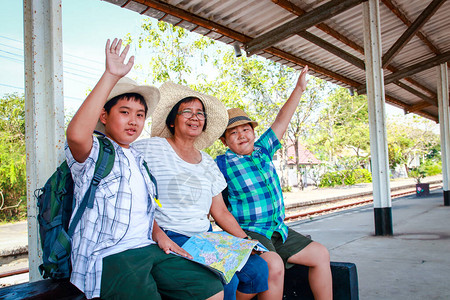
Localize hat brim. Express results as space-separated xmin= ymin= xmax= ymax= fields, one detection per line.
xmin=95 ymin=77 xmax=160 ymax=132
xmin=151 ymin=82 xmax=228 ymax=150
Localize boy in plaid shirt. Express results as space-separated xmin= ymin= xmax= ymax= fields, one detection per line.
xmin=216 ymin=66 xmax=332 ymax=300
xmin=66 ymin=38 xmax=223 ymax=300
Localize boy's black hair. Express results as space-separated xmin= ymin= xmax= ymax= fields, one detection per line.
xmin=104 ymin=93 xmax=148 ymax=116
xmin=166 ymin=97 xmax=207 ymax=135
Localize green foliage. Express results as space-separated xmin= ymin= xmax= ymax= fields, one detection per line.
xmin=409 ymin=158 xmax=442 ymax=183
xmin=387 ymin=115 xmax=440 ymax=173
xmin=282 ymin=186 xmax=292 ymax=192
xmin=319 ymin=169 xmax=372 ymax=187
xmin=0 ymin=94 xmax=27 ymax=223
xmin=423 ymin=160 xmax=441 ymax=176
xmin=203 ymin=139 xmax=227 ymax=159
xmin=387 ymin=143 xmax=406 ymax=169
xmin=125 ymin=19 xmax=216 ymax=85
xmin=307 ymin=87 xmax=370 ymax=167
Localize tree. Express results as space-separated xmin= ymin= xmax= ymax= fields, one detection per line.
xmin=125 ymin=20 xmax=216 ymax=86
xmin=306 ymin=88 xmax=370 ymax=185
xmin=0 ymin=94 xmax=27 ymax=222
xmin=387 ymin=115 xmax=440 ymax=176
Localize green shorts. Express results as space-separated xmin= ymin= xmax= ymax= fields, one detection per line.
xmin=244 ymin=227 xmax=312 ymax=269
xmin=100 ymin=244 xmax=223 ymax=300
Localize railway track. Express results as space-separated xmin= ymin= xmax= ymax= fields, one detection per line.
xmin=284 ymin=184 xmax=442 ymax=223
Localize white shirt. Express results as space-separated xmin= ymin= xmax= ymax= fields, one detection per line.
xmin=133 ymin=137 xmax=227 ymax=236
xmin=100 ymin=148 xmax=153 ymax=257
xmin=66 ymin=137 xmax=156 ymax=299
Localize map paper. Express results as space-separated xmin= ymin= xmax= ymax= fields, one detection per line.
xmin=181 ymin=231 xmax=267 ymax=284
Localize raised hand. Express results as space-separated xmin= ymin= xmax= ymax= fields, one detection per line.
xmin=296 ymin=65 xmax=309 ymax=93
xmin=105 ymin=38 xmax=134 ymax=79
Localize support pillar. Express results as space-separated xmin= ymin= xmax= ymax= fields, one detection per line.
xmin=437 ymin=63 xmax=450 ymax=206
xmin=363 ymin=0 xmax=393 ymax=235
xmin=24 ymin=0 xmax=65 ymax=281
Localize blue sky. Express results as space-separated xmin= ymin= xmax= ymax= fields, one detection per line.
xmin=0 ymin=0 xmax=150 ymax=112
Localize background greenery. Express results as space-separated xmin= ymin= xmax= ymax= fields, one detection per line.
xmin=0 ymin=94 xmax=27 ymax=222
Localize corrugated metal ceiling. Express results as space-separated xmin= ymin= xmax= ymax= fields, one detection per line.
xmin=103 ymin=0 xmax=450 ymax=122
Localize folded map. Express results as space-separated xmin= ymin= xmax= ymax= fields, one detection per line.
xmin=180 ymin=231 xmax=268 ymax=284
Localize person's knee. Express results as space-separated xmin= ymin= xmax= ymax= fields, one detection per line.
xmin=307 ymin=242 xmax=330 ymax=268
xmin=262 ymin=252 xmax=284 ymax=278
xmin=316 ymin=242 xmax=330 ymax=263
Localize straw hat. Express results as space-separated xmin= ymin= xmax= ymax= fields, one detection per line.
xmin=226 ymin=108 xmax=258 ymax=130
xmin=151 ymin=81 xmax=228 ymax=150
xmin=96 ymin=77 xmax=160 ymax=132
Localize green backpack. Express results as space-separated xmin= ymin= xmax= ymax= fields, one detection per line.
xmin=35 ymin=133 xmax=115 ymax=280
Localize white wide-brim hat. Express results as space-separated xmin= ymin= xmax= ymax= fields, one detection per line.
xmin=151 ymin=81 xmax=228 ymax=150
xmin=96 ymin=77 xmax=160 ymax=132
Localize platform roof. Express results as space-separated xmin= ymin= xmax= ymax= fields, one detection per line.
xmin=104 ymin=0 xmax=450 ymax=122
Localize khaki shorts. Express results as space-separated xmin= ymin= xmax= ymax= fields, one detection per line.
xmin=244 ymin=227 xmax=312 ymax=269
xmin=100 ymin=244 xmax=223 ymax=299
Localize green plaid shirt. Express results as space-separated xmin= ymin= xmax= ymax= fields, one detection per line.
xmin=216 ymin=128 xmax=288 ymax=241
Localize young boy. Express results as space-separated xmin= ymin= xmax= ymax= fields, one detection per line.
xmin=216 ymin=66 xmax=333 ymax=300
xmin=65 ymin=38 xmax=223 ymax=300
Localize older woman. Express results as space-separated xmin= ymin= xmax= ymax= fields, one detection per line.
xmin=133 ymin=82 xmax=284 ymax=300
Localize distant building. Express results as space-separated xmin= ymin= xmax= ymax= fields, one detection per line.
xmin=273 ymin=141 xmax=321 ymax=188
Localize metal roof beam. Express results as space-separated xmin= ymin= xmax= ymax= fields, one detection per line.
xmin=407 ymin=101 xmax=432 ymax=113
xmin=272 ymin=0 xmax=366 ymax=54
xmin=298 ymin=31 xmax=365 ymax=70
xmin=273 ymin=0 xmax=438 ymax=103
xmin=263 ymin=47 xmax=362 ymax=87
xmin=381 ymin=0 xmax=442 ymax=55
xmin=382 ymin=0 xmax=446 ymax=68
xmin=131 ymin=0 xmax=250 ymax=42
xmin=394 ymin=81 xmax=437 ymax=105
xmin=384 ymin=51 xmax=450 ymax=84
xmin=357 ymin=51 xmax=450 ymax=94
xmin=244 ymin=0 xmax=367 ymax=55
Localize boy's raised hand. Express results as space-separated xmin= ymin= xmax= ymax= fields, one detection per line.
xmin=271 ymin=65 xmax=309 ymax=140
xmin=105 ymin=38 xmax=134 ymax=79
xmin=296 ymin=65 xmax=309 ymax=93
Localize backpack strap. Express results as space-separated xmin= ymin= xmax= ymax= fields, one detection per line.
xmin=216 ymin=155 xmax=230 ymax=209
xmin=67 ymin=134 xmax=115 ymax=236
xmin=143 ymin=160 xmax=161 ymax=207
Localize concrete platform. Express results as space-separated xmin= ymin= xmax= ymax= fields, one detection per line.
xmin=290 ymin=188 xmax=450 ymax=300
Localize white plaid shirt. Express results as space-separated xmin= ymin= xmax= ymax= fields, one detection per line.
xmin=65 ymin=136 xmax=157 ymax=299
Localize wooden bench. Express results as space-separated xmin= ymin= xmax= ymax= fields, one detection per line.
xmin=0 ymin=261 xmax=358 ymax=299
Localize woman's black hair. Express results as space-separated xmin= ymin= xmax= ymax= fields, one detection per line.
xmin=104 ymin=93 xmax=148 ymax=116
xmin=166 ymin=97 xmax=207 ymax=135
